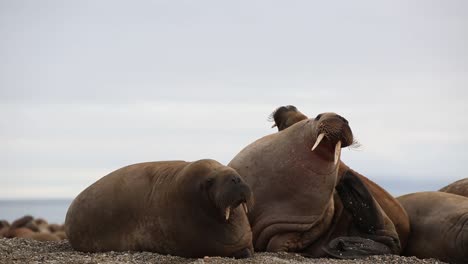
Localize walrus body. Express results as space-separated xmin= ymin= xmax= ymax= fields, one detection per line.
xmin=0 ymin=220 xmax=10 ymax=238
xmin=267 ymin=105 xmax=409 ymax=249
xmin=65 ymin=159 xmax=254 ymax=258
xmin=8 ymin=227 xmax=60 ymax=241
xmin=3 ymin=215 xmax=61 ymax=241
xmin=229 ymin=112 xmax=401 ymax=258
xmin=439 ymin=178 xmax=468 ymax=197
xmin=397 ymin=192 xmax=468 ymax=264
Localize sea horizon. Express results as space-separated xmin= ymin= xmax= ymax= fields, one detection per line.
xmin=0 ymin=199 xmax=73 ymax=224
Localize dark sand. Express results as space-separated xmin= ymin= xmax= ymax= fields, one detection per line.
xmin=0 ymin=238 xmax=446 ymax=264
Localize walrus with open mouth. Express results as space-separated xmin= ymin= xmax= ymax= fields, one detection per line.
xmin=65 ymin=159 xmax=254 ymax=258
xmin=229 ymin=109 xmax=402 ymax=258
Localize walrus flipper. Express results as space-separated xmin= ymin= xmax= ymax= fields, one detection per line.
xmin=326 ymin=170 xmax=400 ymax=258
xmin=323 ymin=236 xmax=392 ymax=259
xmin=335 ymin=170 xmax=381 ymax=234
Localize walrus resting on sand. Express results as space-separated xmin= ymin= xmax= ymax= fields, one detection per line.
xmin=65 ymin=159 xmax=254 ymax=258
xmin=267 ymin=105 xmax=410 ymax=250
xmin=4 ymin=215 xmax=60 ymax=241
xmin=439 ymin=177 xmax=468 ymax=197
xmin=229 ymin=110 xmax=402 ymax=258
xmin=397 ymin=192 xmax=468 ymax=264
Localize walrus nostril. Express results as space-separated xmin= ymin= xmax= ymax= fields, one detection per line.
xmin=315 ymin=114 xmax=323 ymax=121
xmin=231 ymin=176 xmax=241 ymax=184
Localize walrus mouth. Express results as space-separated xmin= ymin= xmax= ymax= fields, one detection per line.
xmin=309 ymin=115 xmax=353 ymax=165
xmin=311 ymin=133 xmax=342 ymax=165
xmin=225 ymin=202 xmax=249 ymax=221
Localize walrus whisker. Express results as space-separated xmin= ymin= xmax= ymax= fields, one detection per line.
xmin=348 ymin=139 xmax=362 ymax=151
xmin=311 ymin=133 xmax=326 ymax=151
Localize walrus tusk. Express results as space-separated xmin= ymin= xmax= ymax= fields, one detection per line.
xmin=334 ymin=141 xmax=341 ymax=165
xmin=225 ymin=207 xmax=231 ymax=221
xmin=242 ymin=203 xmax=248 ymax=214
xmin=311 ymin=133 xmax=326 ymax=151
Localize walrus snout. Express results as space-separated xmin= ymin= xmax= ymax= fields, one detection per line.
xmin=313 ymin=113 xmax=354 ymax=148
xmin=309 ymin=113 xmax=353 ymax=165
xmin=215 ymin=174 xmax=253 ymax=221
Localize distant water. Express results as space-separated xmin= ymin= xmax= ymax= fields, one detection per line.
xmin=0 ymin=199 xmax=72 ymax=224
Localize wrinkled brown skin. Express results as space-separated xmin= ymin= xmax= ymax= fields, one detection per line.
xmin=439 ymin=178 xmax=468 ymax=197
xmin=397 ymin=192 xmax=468 ymax=264
xmin=65 ymin=159 xmax=254 ymax=258
xmin=269 ymin=105 xmax=410 ymax=249
xmin=229 ymin=112 xmax=401 ymax=258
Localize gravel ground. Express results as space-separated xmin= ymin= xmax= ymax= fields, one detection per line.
xmin=0 ymin=238 xmax=446 ymax=264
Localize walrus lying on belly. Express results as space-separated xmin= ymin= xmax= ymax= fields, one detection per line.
xmin=65 ymin=159 xmax=254 ymax=258
xmin=439 ymin=177 xmax=468 ymax=197
xmin=397 ymin=192 xmax=468 ymax=264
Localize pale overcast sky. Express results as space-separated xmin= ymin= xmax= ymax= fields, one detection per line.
xmin=1 ymin=0 xmax=467 ymax=198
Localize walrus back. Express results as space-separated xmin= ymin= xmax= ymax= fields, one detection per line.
xmin=65 ymin=160 xmax=188 ymax=252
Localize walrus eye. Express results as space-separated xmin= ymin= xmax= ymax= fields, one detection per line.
xmin=201 ymin=178 xmax=215 ymax=190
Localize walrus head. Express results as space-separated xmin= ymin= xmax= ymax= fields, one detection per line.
xmin=176 ymin=159 xmax=254 ymax=258
xmin=309 ymin=112 xmax=353 ymax=165
xmin=270 ymin=105 xmax=355 ymax=165
xmin=10 ymin=215 xmax=34 ymax=229
xmin=200 ymin=166 xmax=253 ymax=222
xmin=269 ymin=105 xmax=308 ymax=130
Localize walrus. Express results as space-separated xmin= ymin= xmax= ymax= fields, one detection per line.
xmin=48 ymin=223 xmax=64 ymax=233
xmin=32 ymin=218 xmax=50 ymax=233
xmin=267 ymin=105 xmax=410 ymax=249
xmin=4 ymin=216 xmax=60 ymax=241
xmin=0 ymin=220 xmax=10 ymax=238
xmin=397 ymin=191 xmax=468 ymax=264
xmin=229 ymin=111 xmax=401 ymax=258
xmin=54 ymin=230 xmax=67 ymax=240
xmin=7 ymin=227 xmax=60 ymax=241
xmin=65 ymin=159 xmax=254 ymax=258
xmin=439 ymin=178 xmax=468 ymax=197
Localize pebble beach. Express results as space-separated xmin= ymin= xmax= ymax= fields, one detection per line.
xmin=0 ymin=238 xmax=446 ymax=264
